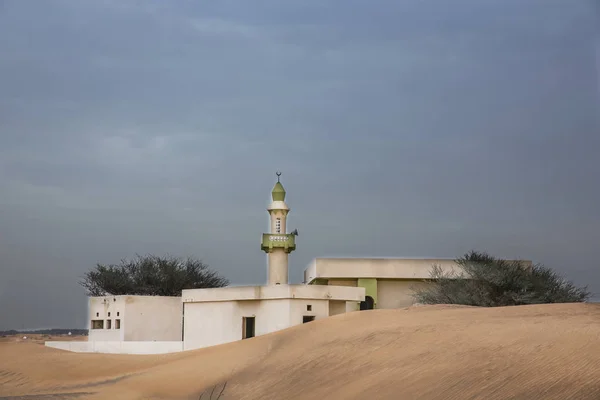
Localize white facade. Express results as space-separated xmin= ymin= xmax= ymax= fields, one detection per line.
xmin=88 ymin=295 xmax=182 ymax=342
xmin=303 ymin=257 xmax=533 ymax=310
xmin=304 ymin=257 xmax=533 ymax=283
xmin=45 ymin=340 xmax=183 ymax=355
xmin=182 ymin=284 xmax=364 ymax=351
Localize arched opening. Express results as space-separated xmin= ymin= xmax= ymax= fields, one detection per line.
xmin=360 ymin=295 xmax=375 ymax=311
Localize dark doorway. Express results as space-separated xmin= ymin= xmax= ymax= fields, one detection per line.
xmin=242 ymin=317 xmax=255 ymax=339
xmin=360 ymin=296 xmax=375 ymax=310
xmin=303 ymin=316 xmax=315 ymax=323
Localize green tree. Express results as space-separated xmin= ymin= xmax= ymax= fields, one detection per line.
xmin=79 ymin=254 xmax=229 ymax=296
xmin=411 ymin=250 xmax=590 ymax=306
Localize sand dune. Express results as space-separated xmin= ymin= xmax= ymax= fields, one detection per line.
xmin=1 ymin=303 xmax=599 ymax=400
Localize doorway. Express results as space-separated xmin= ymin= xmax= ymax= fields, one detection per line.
xmin=360 ymin=296 xmax=375 ymax=310
xmin=242 ymin=317 xmax=255 ymax=339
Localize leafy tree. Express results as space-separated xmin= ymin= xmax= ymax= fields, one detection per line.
xmin=79 ymin=254 xmax=229 ymax=296
xmin=411 ymin=250 xmax=590 ymax=306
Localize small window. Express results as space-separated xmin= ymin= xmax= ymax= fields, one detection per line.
xmin=115 ymin=319 xmax=121 ymax=329
xmin=91 ymin=320 xmax=104 ymax=329
xmin=106 ymin=319 xmax=112 ymax=329
xmin=303 ymin=316 xmax=315 ymax=323
xmin=96 ymin=312 xmax=99 ymax=317
xmin=108 ymin=312 xmax=111 ymax=317
xmin=275 ymin=218 xmax=281 ymax=233
xmin=117 ymin=312 xmax=120 ymax=316
xmin=307 ymin=305 xmax=312 ymax=311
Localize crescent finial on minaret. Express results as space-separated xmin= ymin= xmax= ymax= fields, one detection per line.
xmin=276 ymin=171 xmax=282 ymax=182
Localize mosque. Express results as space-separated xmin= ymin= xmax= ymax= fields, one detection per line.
xmin=46 ymin=174 xmax=531 ymax=354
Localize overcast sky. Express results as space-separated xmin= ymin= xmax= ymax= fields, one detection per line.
xmin=0 ymin=0 xmax=599 ymax=330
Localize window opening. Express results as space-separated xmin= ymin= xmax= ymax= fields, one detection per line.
xmin=242 ymin=317 xmax=255 ymax=339
xmin=91 ymin=320 xmax=104 ymax=329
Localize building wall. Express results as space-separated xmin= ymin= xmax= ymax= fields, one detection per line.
xmin=289 ymin=298 xmax=329 ymax=325
xmin=305 ymin=257 xmax=533 ymax=283
xmin=324 ymin=278 xmax=431 ymax=309
xmin=329 ymin=300 xmax=346 ymax=316
xmin=322 ymin=278 xmax=432 ymax=309
xmin=327 ymin=279 xmax=356 ymax=287
xmin=88 ymin=297 xmax=125 ymax=341
xmin=306 ymin=258 xmax=464 ymax=282
xmin=182 ymin=284 xmax=364 ymax=303
xmin=377 ymin=280 xmax=429 ymax=309
xmin=46 ymin=341 xmax=183 ymax=355
xmin=124 ymin=296 xmax=183 ymax=341
xmin=183 ymin=298 xmax=330 ymax=351
xmin=87 ymin=295 xmax=182 ymax=342
xmin=183 ymin=300 xmax=241 ymax=350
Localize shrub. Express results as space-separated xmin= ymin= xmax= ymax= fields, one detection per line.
xmin=79 ymin=254 xmax=229 ymax=296
xmin=411 ymin=250 xmax=590 ymax=306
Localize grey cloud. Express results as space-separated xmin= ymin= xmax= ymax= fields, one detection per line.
xmin=0 ymin=0 xmax=598 ymax=329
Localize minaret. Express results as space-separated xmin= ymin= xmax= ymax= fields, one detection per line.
xmin=260 ymin=172 xmax=297 ymax=285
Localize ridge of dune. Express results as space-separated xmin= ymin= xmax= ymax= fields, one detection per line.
xmin=1 ymin=303 xmax=599 ymax=400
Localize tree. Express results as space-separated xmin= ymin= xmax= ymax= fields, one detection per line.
xmin=79 ymin=254 xmax=229 ymax=296
xmin=411 ymin=250 xmax=590 ymax=306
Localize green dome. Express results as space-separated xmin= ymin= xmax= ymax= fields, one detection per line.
xmin=272 ymin=181 xmax=286 ymax=201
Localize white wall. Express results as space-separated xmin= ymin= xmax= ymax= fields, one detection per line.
xmin=305 ymin=258 xmax=463 ymax=282
xmin=183 ymin=298 xmax=330 ymax=351
xmin=124 ymin=296 xmax=182 ymax=341
xmin=289 ymin=298 xmax=329 ymax=325
xmin=328 ymin=300 xmax=346 ymax=316
xmin=182 ymin=284 xmax=364 ymax=303
xmin=45 ymin=341 xmax=183 ymax=355
xmin=377 ymin=280 xmax=429 ymax=309
xmin=305 ymin=257 xmax=533 ymax=282
xmin=88 ymin=297 xmax=125 ymax=341
xmin=184 ymin=301 xmax=247 ymax=350
xmin=87 ymin=296 xmax=182 ymax=342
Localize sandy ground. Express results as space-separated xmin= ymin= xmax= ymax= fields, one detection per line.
xmin=1 ymin=303 xmax=599 ymax=400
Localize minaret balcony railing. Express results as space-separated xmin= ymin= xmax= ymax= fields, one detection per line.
xmin=260 ymin=233 xmax=296 ymax=253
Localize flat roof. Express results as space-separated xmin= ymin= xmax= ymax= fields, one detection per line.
xmin=304 ymin=257 xmax=532 ymax=283
xmin=182 ymin=284 xmax=365 ymax=303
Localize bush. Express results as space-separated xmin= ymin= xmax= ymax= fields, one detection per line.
xmin=79 ymin=254 xmax=229 ymax=296
xmin=411 ymin=250 xmax=590 ymax=306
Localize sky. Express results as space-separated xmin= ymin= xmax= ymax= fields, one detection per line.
xmin=0 ymin=0 xmax=599 ymax=330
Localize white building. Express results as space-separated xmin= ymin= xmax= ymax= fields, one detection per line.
xmin=46 ymin=173 xmax=532 ymax=354
xmin=87 ymin=295 xmax=182 ymax=342
xmin=305 ymin=257 xmax=532 ymax=310
xmin=181 ymin=172 xmax=365 ymax=351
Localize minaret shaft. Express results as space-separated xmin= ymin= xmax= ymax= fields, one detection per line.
xmin=267 ymin=250 xmax=288 ymax=285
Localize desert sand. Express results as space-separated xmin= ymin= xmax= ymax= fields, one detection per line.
xmin=1 ymin=303 xmax=599 ymax=400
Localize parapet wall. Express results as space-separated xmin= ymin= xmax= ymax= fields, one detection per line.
xmin=45 ymin=341 xmax=184 ymax=355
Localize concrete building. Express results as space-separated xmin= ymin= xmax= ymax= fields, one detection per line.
xmin=46 ymin=173 xmax=532 ymax=355
xmin=46 ymin=295 xmax=183 ymax=354
xmin=182 ymin=284 xmax=362 ymax=351
xmin=304 ymin=257 xmax=534 ymax=310
xmin=87 ymin=295 xmax=182 ymax=342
